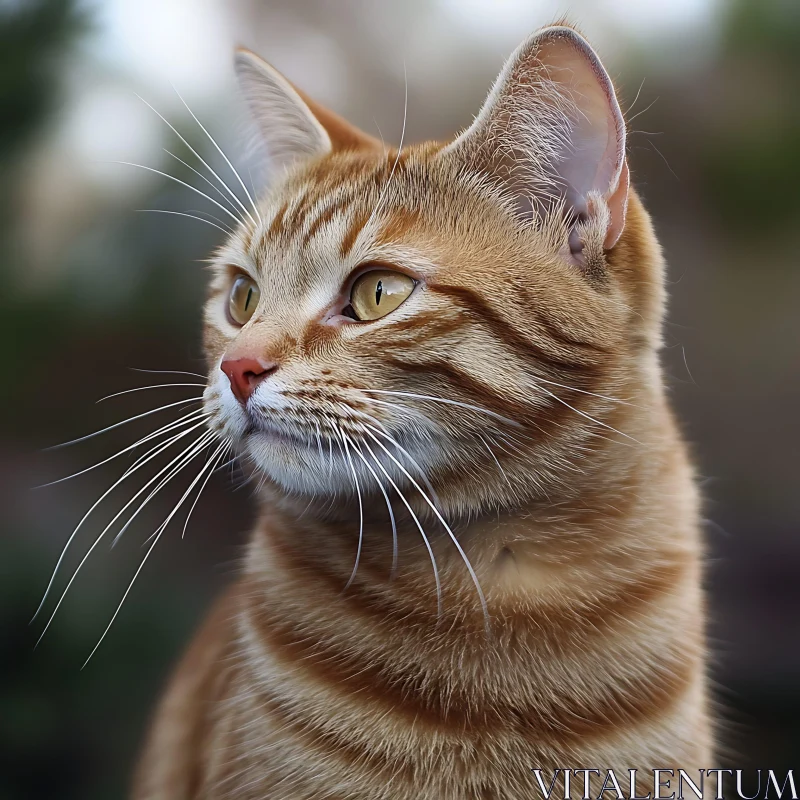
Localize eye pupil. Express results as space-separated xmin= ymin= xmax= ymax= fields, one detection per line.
xmin=228 ymin=275 xmax=260 ymax=326
xmin=349 ymin=268 xmax=414 ymax=321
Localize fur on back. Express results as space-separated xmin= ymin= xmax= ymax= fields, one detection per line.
xmin=132 ymin=23 xmax=711 ymax=800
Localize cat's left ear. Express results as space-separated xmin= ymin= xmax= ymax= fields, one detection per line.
xmin=443 ymin=26 xmax=628 ymax=250
xmin=235 ymin=48 xmax=381 ymax=177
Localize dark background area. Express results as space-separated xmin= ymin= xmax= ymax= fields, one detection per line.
xmin=1 ymin=0 xmax=798 ymax=797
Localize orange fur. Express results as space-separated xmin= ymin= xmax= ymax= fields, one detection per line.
xmin=133 ymin=24 xmax=711 ymax=799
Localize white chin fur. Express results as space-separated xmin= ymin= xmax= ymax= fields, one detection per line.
xmin=244 ymin=433 xmax=357 ymax=496
xmin=243 ymin=430 xmax=438 ymax=499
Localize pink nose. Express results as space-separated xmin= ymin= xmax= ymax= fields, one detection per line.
xmin=220 ymin=358 xmax=278 ymax=404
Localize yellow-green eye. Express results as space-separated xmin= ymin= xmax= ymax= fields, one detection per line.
xmin=228 ymin=275 xmax=260 ymax=325
xmin=349 ymin=269 xmax=415 ymax=321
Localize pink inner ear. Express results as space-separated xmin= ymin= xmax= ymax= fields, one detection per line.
xmin=535 ymin=32 xmax=625 ymax=207
xmin=532 ymin=31 xmax=628 ymax=250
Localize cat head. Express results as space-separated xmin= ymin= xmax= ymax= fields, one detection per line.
xmin=202 ymin=25 xmax=664 ymax=513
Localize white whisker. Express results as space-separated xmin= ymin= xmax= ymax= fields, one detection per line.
xmin=135 ymin=93 xmax=255 ymax=227
xmin=339 ymin=430 xmax=364 ymax=591
xmin=359 ymin=396 xmax=423 ymax=421
xmin=362 ymin=389 xmax=522 ymax=429
xmin=138 ymin=208 xmax=231 ymax=235
xmin=363 ymin=428 xmax=490 ymax=633
xmin=121 ymin=431 xmax=219 ymax=548
xmin=531 ymin=376 xmax=638 ymax=407
xmin=32 ymin=416 xmax=207 ymax=623
xmin=37 ymin=408 xmax=209 ymax=487
xmin=313 ymin=421 xmax=324 ymax=466
xmin=475 ymin=431 xmax=511 ymax=487
xmin=360 ymin=437 xmax=441 ymax=616
xmin=182 ymin=440 xmax=231 ymax=539
xmin=33 ymin=422 xmax=213 ymax=636
xmin=362 ymin=422 xmax=441 ymax=509
xmin=351 ymin=406 xmax=392 ymax=438
xmin=349 ymin=439 xmax=398 ymax=580
xmin=366 ymin=63 xmax=408 ymax=228
xmin=172 ymin=85 xmax=263 ymax=225
xmin=533 ymin=383 xmax=641 ymax=444
xmin=163 ymin=149 xmax=241 ymax=218
xmin=113 ymin=161 xmax=243 ymax=226
xmin=43 ymin=397 xmax=205 ymax=451
xmin=130 ymin=368 xmax=207 ymax=380
xmin=82 ymin=433 xmax=224 ymax=668
xmin=373 ymin=117 xmax=387 ymax=160
xmin=186 ymin=208 xmax=238 ymax=232
xmin=485 ymin=429 xmax=526 ymax=460
xmin=97 ymin=383 xmax=205 ymax=403
xmin=118 ymin=412 xmax=209 ymax=478
xmin=215 ymin=451 xmax=240 ymax=474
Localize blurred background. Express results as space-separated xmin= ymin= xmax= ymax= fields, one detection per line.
xmin=1 ymin=0 xmax=798 ymax=796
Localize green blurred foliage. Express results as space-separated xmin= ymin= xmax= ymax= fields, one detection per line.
xmin=0 ymin=0 xmax=86 ymax=163
xmin=1 ymin=0 xmax=85 ymax=407
xmin=702 ymin=0 xmax=800 ymax=230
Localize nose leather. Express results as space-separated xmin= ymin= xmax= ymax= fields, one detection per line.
xmin=220 ymin=357 xmax=278 ymax=404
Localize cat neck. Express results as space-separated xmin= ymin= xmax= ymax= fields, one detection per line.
xmin=243 ymin=408 xmax=697 ymax=640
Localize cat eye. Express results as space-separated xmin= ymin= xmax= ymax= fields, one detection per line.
xmin=348 ymin=269 xmax=415 ymax=321
xmin=228 ymin=275 xmax=260 ymax=325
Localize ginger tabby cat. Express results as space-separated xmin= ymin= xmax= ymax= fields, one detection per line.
xmin=132 ymin=24 xmax=712 ymax=799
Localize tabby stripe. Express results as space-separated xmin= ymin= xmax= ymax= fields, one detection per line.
xmin=512 ymin=284 xmax=615 ymax=354
xmin=285 ymin=186 xmax=320 ymax=232
xmin=238 ymin=652 xmax=409 ymax=784
xmin=380 ymin=310 xmax=466 ymax=339
xmin=253 ymin=534 xmax=695 ymax=736
xmin=375 ymin=207 xmax=421 ymax=246
xmin=428 ymin=282 xmax=606 ymax=377
xmin=267 ymin=200 xmax=289 ymax=237
xmin=380 ymin=354 xmax=572 ymax=433
xmin=299 ymin=195 xmax=354 ymax=248
xmin=263 ymin=530 xmax=689 ymax=652
xmin=340 ymin=208 xmax=371 ymax=258
xmin=245 ymin=583 xmax=695 ymax=745
xmin=535 ymin=307 xmax=615 ymax=354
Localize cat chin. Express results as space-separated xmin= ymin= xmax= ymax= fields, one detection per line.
xmin=243 ymin=432 xmax=360 ymax=496
xmin=241 ymin=428 xmax=445 ymax=502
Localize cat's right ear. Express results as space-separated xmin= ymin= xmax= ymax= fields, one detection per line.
xmin=442 ymin=26 xmax=628 ymax=252
xmin=234 ymin=48 xmax=380 ymax=177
